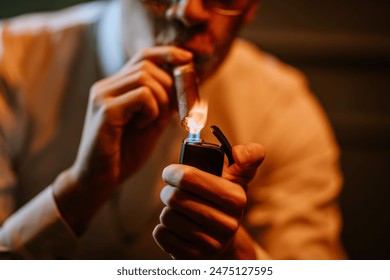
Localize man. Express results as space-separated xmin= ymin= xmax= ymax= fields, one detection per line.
xmin=0 ymin=0 xmax=345 ymax=259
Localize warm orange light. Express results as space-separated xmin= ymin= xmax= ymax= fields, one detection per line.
xmin=184 ymin=100 xmax=208 ymax=135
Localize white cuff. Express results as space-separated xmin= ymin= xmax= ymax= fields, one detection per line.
xmin=0 ymin=187 xmax=78 ymax=259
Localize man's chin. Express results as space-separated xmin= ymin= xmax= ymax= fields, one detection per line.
xmin=193 ymin=53 xmax=223 ymax=82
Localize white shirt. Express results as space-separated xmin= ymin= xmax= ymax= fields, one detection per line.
xmin=0 ymin=1 xmax=345 ymax=259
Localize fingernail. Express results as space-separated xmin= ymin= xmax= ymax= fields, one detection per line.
xmin=177 ymin=49 xmax=193 ymax=60
xmin=180 ymin=54 xmax=193 ymax=62
xmin=234 ymin=143 xmax=265 ymax=168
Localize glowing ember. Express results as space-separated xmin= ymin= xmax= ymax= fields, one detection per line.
xmin=184 ymin=100 xmax=208 ymax=135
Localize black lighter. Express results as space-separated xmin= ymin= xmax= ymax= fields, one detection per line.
xmin=179 ymin=125 xmax=235 ymax=176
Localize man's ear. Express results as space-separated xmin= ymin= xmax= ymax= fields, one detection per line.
xmin=243 ymin=0 xmax=260 ymax=24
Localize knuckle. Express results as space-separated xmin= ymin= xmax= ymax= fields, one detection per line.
xmin=89 ymin=87 xmax=106 ymax=110
xmin=166 ymin=76 xmax=174 ymax=88
xmin=166 ymin=188 xmax=181 ymax=208
xmin=234 ymin=188 xmax=247 ymax=211
xmin=135 ymin=86 xmax=160 ymax=120
xmin=89 ymin=92 xmax=100 ymax=107
xmin=159 ymin=207 xmax=172 ymax=226
xmin=223 ymin=217 xmax=240 ymax=236
xmin=159 ymin=90 xmax=170 ymax=106
xmin=139 ymin=48 xmax=150 ymax=58
xmin=97 ymin=102 xmax=113 ymax=118
xmin=161 ymin=186 xmax=182 ymax=209
xmin=163 ymin=46 xmax=176 ymax=55
xmin=179 ymin=165 xmax=196 ymax=183
xmin=133 ymin=49 xmax=151 ymax=63
xmin=136 ymin=70 xmax=151 ymax=84
xmin=133 ymin=49 xmax=148 ymax=62
xmin=136 ymin=86 xmax=152 ymax=100
xmin=139 ymin=60 xmax=152 ymax=71
xmin=152 ymin=224 xmax=166 ymax=242
xmin=194 ymin=238 xmax=224 ymax=258
xmin=150 ymin=105 xmax=160 ymax=119
xmin=207 ymin=240 xmax=224 ymax=254
xmin=90 ymin=81 xmax=104 ymax=99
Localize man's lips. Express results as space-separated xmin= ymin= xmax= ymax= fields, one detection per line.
xmin=183 ymin=35 xmax=214 ymax=55
xmin=169 ymin=29 xmax=213 ymax=54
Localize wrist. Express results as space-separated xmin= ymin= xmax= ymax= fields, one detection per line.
xmin=52 ymin=169 xmax=111 ymax=235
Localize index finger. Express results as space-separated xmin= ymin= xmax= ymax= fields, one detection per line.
xmin=162 ymin=164 xmax=247 ymax=216
xmin=129 ymin=46 xmax=193 ymax=66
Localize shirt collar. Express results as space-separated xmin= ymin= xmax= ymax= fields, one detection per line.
xmin=96 ymin=0 xmax=126 ymax=77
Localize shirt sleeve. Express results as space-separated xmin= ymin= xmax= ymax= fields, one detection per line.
xmin=0 ymin=77 xmax=78 ymax=259
xmin=0 ymin=187 xmax=78 ymax=259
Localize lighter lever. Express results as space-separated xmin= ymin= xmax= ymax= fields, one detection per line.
xmin=179 ymin=125 xmax=234 ymax=176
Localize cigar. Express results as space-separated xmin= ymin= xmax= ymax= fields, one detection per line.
xmin=174 ymin=63 xmax=200 ymax=129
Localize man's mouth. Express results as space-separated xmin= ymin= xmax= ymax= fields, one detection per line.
xmin=156 ymin=19 xmax=214 ymax=55
xmin=153 ymin=23 xmax=218 ymax=79
xmin=186 ymin=34 xmax=213 ymax=50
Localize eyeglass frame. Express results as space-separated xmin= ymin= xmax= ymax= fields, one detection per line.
xmin=140 ymin=0 xmax=251 ymax=17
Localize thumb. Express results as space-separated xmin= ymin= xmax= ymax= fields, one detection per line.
xmin=223 ymin=143 xmax=265 ymax=187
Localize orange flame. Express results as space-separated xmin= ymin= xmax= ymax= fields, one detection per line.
xmin=184 ymin=100 xmax=208 ymax=134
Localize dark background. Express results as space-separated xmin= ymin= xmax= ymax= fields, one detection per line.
xmin=1 ymin=0 xmax=389 ymax=259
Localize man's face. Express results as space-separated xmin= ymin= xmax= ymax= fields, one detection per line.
xmin=120 ymin=0 xmax=256 ymax=80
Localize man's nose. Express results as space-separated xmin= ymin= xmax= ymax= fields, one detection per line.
xmin=166 ymin=0 xmax=210 ymax=27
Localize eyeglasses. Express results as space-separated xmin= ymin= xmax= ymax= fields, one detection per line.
xmin=140 ymin=0 xmax=250 ymax=16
